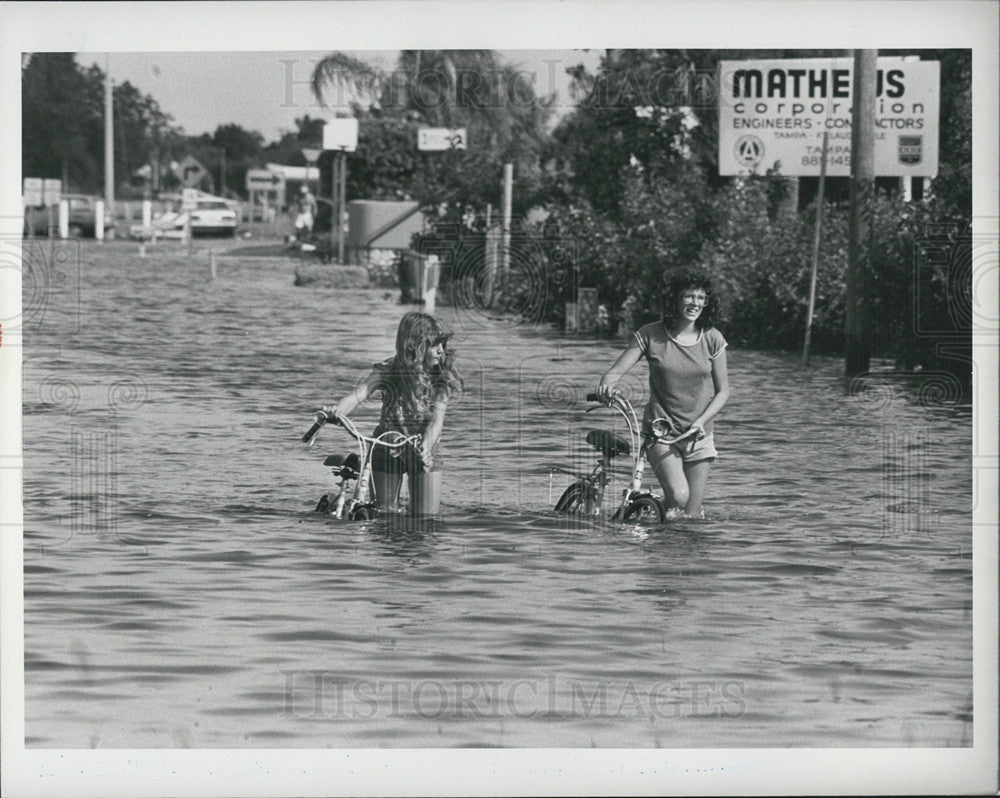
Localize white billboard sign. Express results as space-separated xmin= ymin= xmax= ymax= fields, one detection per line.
xmin=323 ymin=118 xmax=359 ymax=152
xmin=718 ymin=58 xmax=939 ymax=177
xmin=23 ymin=177 xmax=43 ymax=205
xmin=418 ymin=127 xmax=467 ymax=151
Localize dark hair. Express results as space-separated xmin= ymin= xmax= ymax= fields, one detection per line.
xmin=661 ymin=268 xmax=719 ymax=331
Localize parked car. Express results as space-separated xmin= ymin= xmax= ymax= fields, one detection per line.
xmin=22 ymin=194 xmax=117 ymax=238
xmin=129 ymin=194 xmax=237 ymax=239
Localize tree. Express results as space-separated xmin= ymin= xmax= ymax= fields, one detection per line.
xmin=22 ymin=53 xmax=95 ymax=189
xmin=309 ymin=50 xmax=553 ymax=207
xmin=22 ymin=53 xmax=185 ymax=196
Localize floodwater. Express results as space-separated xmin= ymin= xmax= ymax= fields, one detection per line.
xmin=21 ymin=242 xmax=973 ymax=748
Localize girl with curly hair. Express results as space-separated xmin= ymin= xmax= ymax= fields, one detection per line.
xmin=324 ymin=311 xmax=463 ymax=514
xmin=596 ymin=269 xmax=730 ymax=517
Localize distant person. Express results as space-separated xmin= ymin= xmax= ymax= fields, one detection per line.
xmin=294 ymin=184 xmax=317 ymax=241
xmin=596 ymin=268 xmax=730 ymax=517
xmin=321 ymin=312 xmax=463 ymax=515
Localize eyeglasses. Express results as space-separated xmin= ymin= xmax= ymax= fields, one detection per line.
xmin=681 ymin=292 xmax=708 ymax=305
xmin=428 ymin=336 xmax=449 ymax=348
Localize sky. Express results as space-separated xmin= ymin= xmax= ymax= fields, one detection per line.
xmin=87 ymin=49 xmax=604 ymax=143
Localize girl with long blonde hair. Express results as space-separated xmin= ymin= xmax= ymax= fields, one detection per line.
xmin=324 ymin=312 xmax=463 ymax=514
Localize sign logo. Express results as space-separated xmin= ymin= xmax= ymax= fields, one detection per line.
xmin=898 ymin=135 xmax=922 ymax=165
xmin=734 ymin=135 xmax=764 ymax=168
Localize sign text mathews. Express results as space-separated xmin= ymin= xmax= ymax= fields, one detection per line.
xmin=718 ymin=58 xmax=939 ymax=177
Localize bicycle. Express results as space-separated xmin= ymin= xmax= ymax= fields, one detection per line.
xmin=302 ymin=410 xmax=422 ymax=521
xmin=550 ymin=390 xmax=702 ymax=523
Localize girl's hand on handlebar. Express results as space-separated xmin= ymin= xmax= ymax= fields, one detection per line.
xmin=321 ymin=405 xmax=341 ymax=422
xmin=596 ymin=383 xmax=615 ymax=403
xmin=686 ymin=423 xmax=705 ymax=441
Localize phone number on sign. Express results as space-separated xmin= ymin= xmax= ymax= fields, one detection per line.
xmin=801 ymin=155 xmax=850 ymax=167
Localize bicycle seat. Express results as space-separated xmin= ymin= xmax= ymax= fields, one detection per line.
xmin=324 ymin=453 xmax=361 ymax=475
xmin=586 ymin=429 xmax=631 ymax=458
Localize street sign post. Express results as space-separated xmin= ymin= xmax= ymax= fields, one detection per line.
xmin=418 ymin=127 xmax=467 ymax=151
xmin=44 ymin=179 xmax=62 ymax=206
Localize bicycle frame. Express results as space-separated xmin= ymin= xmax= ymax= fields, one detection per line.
xmin=304 ymin=411 xmax=420 ymax=520
xmin=552 ymin=390 xmax=698 ymax=522
xmin=550 ymin=390 xmax=647 ymax=518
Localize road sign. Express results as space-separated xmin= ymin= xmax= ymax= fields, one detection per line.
xmin=43 ymin=179 xmax=62 ymax=206
xmin=23 ymin=177 xmax=43 ymax=205
xmin=718 ymin=57 xmax=939 ymax=177
xmin=418 ymin=127 xmax=467 ymax=151
xmin=323 ymin=118 xmax=359 ymax=152
xmin=246 ymin=169 xmax=282 ymax=192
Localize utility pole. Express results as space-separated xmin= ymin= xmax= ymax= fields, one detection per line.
xmin=845 ymin=49 xmax=877 ymax=379
xmin=104 ymin=54 xmax=114 ymax=214
xmin=500 ymin=162 xmax=513 ymax=282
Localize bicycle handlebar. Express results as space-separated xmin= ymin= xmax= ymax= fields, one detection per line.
xmin=302 ymin=410 xmax=420 ymax=450
xmin=302 ymin=413 xmax=328 ymax=445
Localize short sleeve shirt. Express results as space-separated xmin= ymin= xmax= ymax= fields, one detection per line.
xmin=633 ymin=323 xmax=727 ymax=435
xmin=371 ymin=358 xmax=433 ymax=436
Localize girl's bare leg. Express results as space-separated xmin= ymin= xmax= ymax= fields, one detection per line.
xmin=373 ymin=470 xmax=403 ymax=511
xmin=649 ymin=444 xmax=689 ymax=510
xmin=682 ymin=459 xmax=713 ymax=517
xmin=409 ymin=470 xmax=441 ymax=516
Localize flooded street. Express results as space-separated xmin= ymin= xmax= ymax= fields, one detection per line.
xmin=21 ymin=243 xmax=973 ymax=748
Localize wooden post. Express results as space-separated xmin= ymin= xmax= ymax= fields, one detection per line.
xmin=58 ymin=200 xmax=69 ymax=239
xmin=95 ymin=200 xmax=105 ymax=241
xmin=578 ymin=287 xmax=598 ymax=333
xmin=802 ymin=131 xmax=829 ymax=366
xmin=845 ymin=49 xmax=877 ymax=378
xmin=900 ymin=176 xmax=912 ymax=202
xmin=482 ymin=203 xmax=495 ymax=306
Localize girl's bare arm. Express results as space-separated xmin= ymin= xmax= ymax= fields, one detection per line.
xmin=597 ymin=341 xmax=643 ymax=400
xmin=324 ymin=370 xmax=381 ymax=418
xmin=421 ymin=397 xmax=449 ymax=468
xmin=690 ymin=349 xmax=730 ymax=432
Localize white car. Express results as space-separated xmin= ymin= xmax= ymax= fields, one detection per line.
xmin=188 ymin=198 xmax=238 ymax=236
xmin=130 ymin=195 xmax=238 ymax=239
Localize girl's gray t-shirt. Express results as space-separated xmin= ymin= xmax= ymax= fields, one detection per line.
xmin=633 ymin=323 xmax=727 ymax=434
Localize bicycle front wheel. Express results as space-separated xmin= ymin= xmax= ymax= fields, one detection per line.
xmin=349 ymin=505 xmax=375 ymax=521
xmin=621 ymin=496 xmax=665 ymax=523
xmin=555 ymin=482 xmax=589 ymax=513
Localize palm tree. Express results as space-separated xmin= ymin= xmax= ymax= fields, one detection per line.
xmin=311 ymin=52 xmax=385 ymax=115
xmin=310 ymin=50 xmax=552 ymax=157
